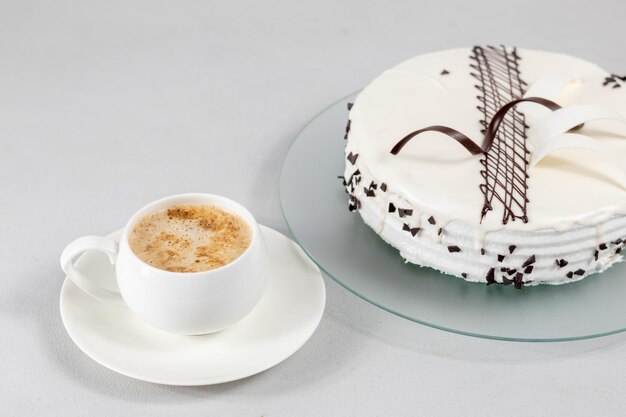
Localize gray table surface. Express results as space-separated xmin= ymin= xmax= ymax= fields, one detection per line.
xmin=2 ymin=0 xmax=626 ymax=415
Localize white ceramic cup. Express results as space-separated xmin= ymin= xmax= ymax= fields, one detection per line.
xmin=60 ymin=193 xmax=268 ymax=335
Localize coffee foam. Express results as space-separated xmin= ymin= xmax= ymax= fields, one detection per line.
xmin=128 ymin=204 xmax=252 ymax=273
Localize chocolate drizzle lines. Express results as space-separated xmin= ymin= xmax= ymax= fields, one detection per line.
xmin=471 ymin=45 xmax=530 ymax=224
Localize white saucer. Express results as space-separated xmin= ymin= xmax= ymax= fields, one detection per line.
xmin=60 ymin=225 xmax=326 ymax=385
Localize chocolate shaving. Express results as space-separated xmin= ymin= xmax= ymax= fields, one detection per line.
xmin=438 ymin=228 xmax=443 ymax=236
xmin=599 ymin=243 xmax=608 ymax=250
xmin=509 ymin=245 xmax=516 ymax=254
xmin=521 ymin=255 xmax=536 ymax=268
xmin=428 ymin=216 xmax=436 ymax=225
xmin=574 ymin=269 xmax=585 ymax=276
xmin=594 ymin=250 xmax=599 ymax=261
xmin=369 ymin=181 xmax=377 ymax=190
xmin=566 ymin=271 xmax=574 ymax=279
xmin=461 ymin=272 xmax=467 ymax=278
xmin=344 ymin=119 xmax=351 ymax=140
xmin=617 ymin=247 xmax=623 ymax=255
xmin=347 ymin=152 xmax=358 ymax=165
xmin=486 ymin=268 xmax=495 ymax=284
xmin=502 ymin=277 xmax=513 ymax=285
xmin=514 ymin=273 xmax=524 ymax=289
xmin=612 ymin=238 xmax=623 ymax=245
xmin=524 ymin=265 xmax=534 ymax=274
xmin=447 ymin=245 xmax=461 ymax=253
xmin=497 ymin=254 xmax=505 ymax=262
xmin=347 ymin=102 xmax=353 ymax=110
xmin=402 ymin=223 xmax=420 ymax=237
xmin=441 ymin=69 xmax=450 ymax=75
xmin=398 ymin=208 xmax=413 ymax=218
xmin=388 ymin=203 xmax=396 ymax=213
xmin=480 ymin=248 xmax=486 ymax=255
xmin=507 ymin=268 xmax=517 ymax=276
xmin=364 ymin=187 xmax=376 ymax=197
xmin=555 ymin=259 xmax=568 ymax=268
xmin=380 ymin=183 xmax=387 ymax=192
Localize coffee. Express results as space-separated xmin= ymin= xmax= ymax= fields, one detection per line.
xmin=128 ymin=204 xmax=252 ymax=272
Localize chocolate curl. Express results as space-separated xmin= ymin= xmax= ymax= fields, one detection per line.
xmin=482 ymin=97 xmax=561 ymax=152
xmin=390 ymin=126 xmax=483 ymax=156
xmin=390 ymin=97 xmax=562 ymax=156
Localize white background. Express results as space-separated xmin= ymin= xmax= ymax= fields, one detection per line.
xmin=2 ymin=0 xmax=626 ymax=415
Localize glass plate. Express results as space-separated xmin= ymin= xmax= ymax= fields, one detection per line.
xmin=279 ymin=93 xmax=626 ymax=342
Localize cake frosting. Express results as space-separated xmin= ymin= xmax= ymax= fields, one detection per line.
xmin=342 ymin=46 xmax=626 ymax=287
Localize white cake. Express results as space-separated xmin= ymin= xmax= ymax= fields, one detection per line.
xmin=342 ymin=45 xmax=626 ymax=287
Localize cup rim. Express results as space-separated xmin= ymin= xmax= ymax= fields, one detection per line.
xmin=121 ymin=193 xmax=260 ymax=277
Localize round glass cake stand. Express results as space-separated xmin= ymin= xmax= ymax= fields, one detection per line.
xmin=279 ymin=93 xmax=626 ymax=342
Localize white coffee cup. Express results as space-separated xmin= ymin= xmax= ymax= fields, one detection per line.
xmin=60 ymin=193 xmax=268 ymax=335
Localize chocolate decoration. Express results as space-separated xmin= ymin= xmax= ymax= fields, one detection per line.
xmin=574 ymin=269 xmax=585 ymax=276
xmin=617 ymin=247 xmax=622 ymax=255
xmin=612 ymin=238 xmax=623 ymax=245
xmin=509 ymin=245 xmax=516 ymax=254
xmin=403 ymin=224 xmax=420 ymax=237
xmin=389 ymin=51 xmax=562 ymax=226
xmin=480 ymin=248 xmax=486 ymax=255
xmin=388 ymin=203 xmax=396 ymax=213
xmin=497 ymin=254 xmax=505 ymax=262
xmin=507 ymin=268 xmax=517 ymax=276
xmin=390 ymin=125 xmax=484 ymax=156
xmin=347 ymin=152 xmax=358 ymax=165
xmin=472 ymin=45 xmax=529 ymax=225
xmin=566 ymin=271 xmax=574 ymax=279
xmin=441 ymin=69 xmax=450 ymax=75
xmin=344 ymin=119 xmax=351 ymax=140
xmin=524 ymin=265 xmax=534 ymax=274
xmin=347 ymin=102 xmax=353 ymax=110
xmin=447 ymin=245 xmax=461 ymax=253
xmin=594 ymin=250 xmax=599 ymax=261
xmin=522 ymin=255 xmax=536 ymax=268
xmin=437 ymin=228 xmax=443 ymax=236
xmin=364 ymin=187 xmax=376 ymax=197
xmin=428 ymin=216 xmax=436 ymax=225
xmin=369 ymin=181 xmax=377 ymax=190
xmin=603 ymin=74 xmax=626 ymax=89
xmin=514 ymin=273 xmax=524 ymax=289
xmin=398 ymin=208 xmax=413 ymax=218
xmin=502 ymin=277 xmax=513 ymax=285
xmin=486 ymin=267 xmax=495 ymax=284
xmin=599 ymin=243 xmax=608 ymax=250
xmin=556 ymin=259 xmax=568 ymax=268
xmin=461 ymin=272 xmax=467 ymax=278
xmin=380 ymin=183 xmax=387 ymax=192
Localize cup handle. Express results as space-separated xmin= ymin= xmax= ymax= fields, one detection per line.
xmin=60 ymin=236 xmax=125 ymax=305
